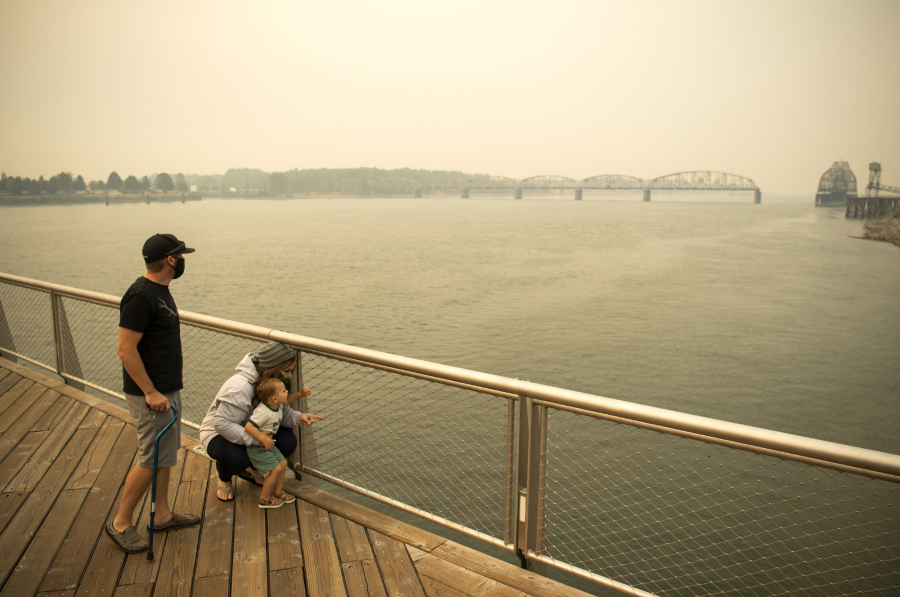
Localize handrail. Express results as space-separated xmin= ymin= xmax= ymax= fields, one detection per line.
xmin=3 ymin=270 xmax=899 ymax=479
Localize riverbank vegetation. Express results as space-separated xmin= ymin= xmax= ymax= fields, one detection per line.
xmin=1 ymin=167 xmax=477 ymax=203
xmin=862 ymin=211 xmax=900 ymax=248
xmin=1 ymin=170 xmax=191 ymax=197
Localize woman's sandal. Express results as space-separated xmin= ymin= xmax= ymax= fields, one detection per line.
xmin=216 ymin=482 xmax=234 ymax=502
xmin=258 ymin=496 xmax=284 ymax=509
xmin=237 ymin=470 xmax=265 ymax=486
xmin=274 ymin=492 xmax=296 ymax=504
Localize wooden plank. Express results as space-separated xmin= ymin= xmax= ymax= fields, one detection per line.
xmin=0 ymin=430 xmax=50 ymax=492
xmin=72 ymin=486 xmax=130 ymax=597
xmin=420 ymin=577 xmax=469 ymax=597
xmin=66 ymin=418 xmax=124 ymax=490
xmin=0 ymin=386 xmax=58 ymax=460
xmin=0 ymin=491 xmax=26 ymax=535
xmin=152 ymin=475 xmax=207 ymax=597
xmin=299 ymin=500 xmax=346 ymax=597
xmin=194 ymin=467 xmax=233 ymax=579
xmin=191 ymin=574 xmax=229 ymax=597
xmin=342 ymin=559 xmax=388 ymax=597
xmin=368 ymin=529 xmax=426 ymax=597
xmin=0 ymin=368 xmax=9 ymax=383
xmin=113 ymin=584 xmax=155 ymax=597
xmin=36 ymin=591 xmax=76 ymax=597
xmin=269 ymin=568 xmax=307 ymax=597
xmin=53 ymin=384 xmax=134 ymax=426
xmin=33 ymin=393 xmax=80 ymax=432
xmin=231 ymin=478 xmax=269 ymax=597
xmin=0 ymin=388 xmax=62 ymax=451
xmin=6 ymin=402 xmax=94 ymax=493
xmin=333 ymin=514 xmax=375 ymax=562
xmin=0 ymin=371 xmax=20 ymax=399
xmin=119 ymin=448 xmax=186 ymax=585
xmin=414 ymin=552 xmax=528 ymax=597
xmin=407 ymin=546 xmax=429 ymax=564
xmin=0 ymin=422 xmax=96 ymax=586
xmin=0 ymin=359 xmax=58 ymax=384
xmin=0 ymin=377 xmax=31 ymax=419
xmin=180 ymin=448 xmax=209 ymax=482
xmin=0 ymin=379 xmax=35 ymax=426
xmin=267 ymin=496 xmax=303 ymax=572
xmin=0 ymin=488 xmax=90 ymax=597
xmin=430 ymin=542 xmax=595 ymax=597
xmin=288 ymin=480 xmax=445 ymax=552
xmin=39 ymin=430 xmax=138 ymax=592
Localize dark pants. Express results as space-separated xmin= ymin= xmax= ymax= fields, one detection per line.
xmin=206 ymin=427 xmax=298 ymax=483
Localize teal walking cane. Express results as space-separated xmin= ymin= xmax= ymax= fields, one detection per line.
xmin=147 ymin=404 xmax=178 ymax=561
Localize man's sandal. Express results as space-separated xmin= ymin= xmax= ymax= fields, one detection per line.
xmin=147 ymin=511 xmax=201 ymax=532
xmin=259 ymin=496 xmax=284 ymax=509
xmin=216 ymin=483 xmax=234 ymax=502
xmin=274 ymin=491 xmax=296 ymax=504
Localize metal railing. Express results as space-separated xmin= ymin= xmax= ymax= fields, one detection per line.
xmin=1 ymin=271 xmax=898 ymax=596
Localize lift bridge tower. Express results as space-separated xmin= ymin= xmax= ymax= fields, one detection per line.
xmin=865 ymin=162 xmax=900 ymax=197
xmin=845 ymin=162 xmax=900 ymax=218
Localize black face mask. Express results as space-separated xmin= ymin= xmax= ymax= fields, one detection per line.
xmin=170 ymin=257 xmax=185 ymax=279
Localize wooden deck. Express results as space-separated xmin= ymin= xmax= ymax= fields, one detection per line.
xmin=0 ymin=357 xmax=592 ymax=597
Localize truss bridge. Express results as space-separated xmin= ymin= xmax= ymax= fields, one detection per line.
xmin=363 ymin=170 xmax=761 ymax=203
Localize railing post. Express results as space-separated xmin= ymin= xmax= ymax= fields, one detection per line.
xmin=515 ymin=394 xmax=530 ymax=567
xmin=50 ymin=292 xmax=84 ymax=390
xmin=504 ymin=398 xmax=516 ymax=547
xmin=0 ymin=296 xmax=16 ymax=363
xmin=524 ymin=401 xmax=548 ymax=574
xmin=514 ymin=393 xmax=547 ymax=574
xmin=291 ymin=349 xmax=320 ymax=486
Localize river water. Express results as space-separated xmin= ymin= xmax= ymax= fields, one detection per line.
xmin=1 ymin=194 xmax=896 ymax=454
xmin=2 ymin=194 xmax=898 ymax=595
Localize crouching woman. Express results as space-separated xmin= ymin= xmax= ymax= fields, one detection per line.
xmin=198 ymin=341 xmax=324 ymax=501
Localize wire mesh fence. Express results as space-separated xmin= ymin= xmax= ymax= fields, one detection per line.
xmin=0 ymin=282 xmax=55 ymax=370
xmin=59 ymin=295 xmax=121 ymax=395
xmin=536 ymin=405 xmax=900 ymax=596
xmin=1 ymin=274 xmax=898 ymax=596
xmin=0 ymin=281 xmax=262 ymax=429
xmin=180 ymin=326 xmax=260 ymax=427
xmin=298 ymin=350 xmax=517 ymax=548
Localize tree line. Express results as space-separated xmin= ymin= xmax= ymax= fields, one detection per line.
xmin=1 ymin=167 xmax=477 ymax=197
xmin=1 ymin=171 xmax=190 ymax=196
xmin=198 ymin=167 xmax=475 ymax=195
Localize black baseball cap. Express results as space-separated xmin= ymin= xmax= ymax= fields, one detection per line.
xmin=142 ymin=233 xmax=196 ymax=263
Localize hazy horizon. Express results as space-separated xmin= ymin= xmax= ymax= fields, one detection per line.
xmin=1 ymin=0 xmax=898 ymax=196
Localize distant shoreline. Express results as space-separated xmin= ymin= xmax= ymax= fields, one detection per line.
xmin=0 ymin=193 xmax=201 ymax=206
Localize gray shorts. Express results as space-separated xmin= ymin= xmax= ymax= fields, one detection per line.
xmin=125 ymin=390 xmax=182 ymax=469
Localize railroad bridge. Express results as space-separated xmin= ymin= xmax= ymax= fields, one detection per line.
xmin=361 ymin=171 xmax=761 ymax=203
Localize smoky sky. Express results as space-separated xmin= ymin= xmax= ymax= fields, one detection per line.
xmin=1 ymin=0 xmax=898 ymax=195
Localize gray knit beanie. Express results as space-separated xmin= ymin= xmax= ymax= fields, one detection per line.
xmin=256 ymin=342 xmax=295 ymax=369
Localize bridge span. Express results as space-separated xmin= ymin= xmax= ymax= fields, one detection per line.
xmin=362 ymin=170 xmax=761 ymax=203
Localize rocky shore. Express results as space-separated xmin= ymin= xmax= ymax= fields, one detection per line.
xmin=862 ymin=214 xmax=900 ymax=248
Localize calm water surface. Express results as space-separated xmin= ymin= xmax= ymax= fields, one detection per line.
xmin=1 ymin=195 xmax=898 ymax=454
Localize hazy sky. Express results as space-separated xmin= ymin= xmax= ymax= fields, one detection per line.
xmin=1 ymin=0 xmax=898 ymax=195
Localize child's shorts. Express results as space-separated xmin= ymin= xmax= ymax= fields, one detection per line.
xmin=247 ymin=445 xmax=286 ymax=475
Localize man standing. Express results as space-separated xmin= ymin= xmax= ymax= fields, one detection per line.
xmin=105 ymin=233 xmax=200 ymax=553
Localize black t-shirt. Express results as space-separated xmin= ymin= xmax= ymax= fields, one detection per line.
xmin=119 ymin=276 xmax=183 ymax=395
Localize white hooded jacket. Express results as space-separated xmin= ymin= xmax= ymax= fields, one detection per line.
xmin=198 ymin=353 xmax=304 ymax=451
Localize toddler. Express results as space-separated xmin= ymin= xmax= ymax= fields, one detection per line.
xmin=245 ymin=378 xmax=296 ymax=508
